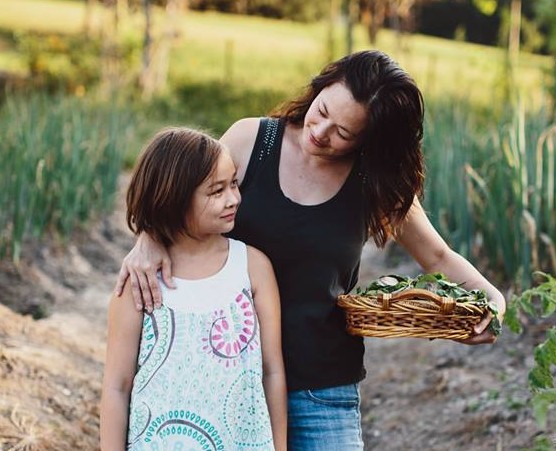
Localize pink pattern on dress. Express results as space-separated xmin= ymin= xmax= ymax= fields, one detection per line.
xmin=201 ymin=289 xmax=259 ymax=367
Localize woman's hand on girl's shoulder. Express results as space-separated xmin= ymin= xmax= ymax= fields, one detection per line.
xmin=114 ymin=232 xmax=174 ymax=313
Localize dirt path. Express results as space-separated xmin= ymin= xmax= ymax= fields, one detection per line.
xmin=0 ymin=179 xmax=552 ymax=450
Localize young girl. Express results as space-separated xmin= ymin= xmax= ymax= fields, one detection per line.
xmin=100 ymin=127 xmax=287 ymax=450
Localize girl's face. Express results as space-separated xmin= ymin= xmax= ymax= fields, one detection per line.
xmin=302 ymin=82 xmax=367 ymax=159
xmin=186 ymin=150 xmax=241 ymax=238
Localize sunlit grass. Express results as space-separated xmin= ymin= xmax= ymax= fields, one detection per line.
xmin=0 ymin=0 xmax=93 ymax=34
xmin=0 ymin=0 xmax=551 ymax=109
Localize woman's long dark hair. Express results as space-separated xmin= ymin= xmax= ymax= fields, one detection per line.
xmin=271 ymin=51 xmax=425 ymax=247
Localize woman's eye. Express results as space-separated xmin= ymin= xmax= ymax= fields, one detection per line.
xmin=338 ymin=131 xmax=348 ymax=140
xmin=318 ymin=108 xmax=325 ymax=117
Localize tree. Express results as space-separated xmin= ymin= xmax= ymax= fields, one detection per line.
xmin=359 ymin=0 xmax=426 ymax=46
xmin=140 ymin=0 xmax=186 ymax=97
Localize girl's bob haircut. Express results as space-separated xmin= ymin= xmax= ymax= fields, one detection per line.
xmin=126 ymin=127 xmax=223 ymax=247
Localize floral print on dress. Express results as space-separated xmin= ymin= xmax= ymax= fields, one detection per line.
xmin=202 ymin=288 xmax=259 ymax=367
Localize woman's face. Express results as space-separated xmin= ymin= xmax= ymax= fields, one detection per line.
xmin=302 ymin=82 xmax=367 ymax=159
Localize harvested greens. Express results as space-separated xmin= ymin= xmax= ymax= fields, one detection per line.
xmin=355 ymin=273 xmax=501 ymax=336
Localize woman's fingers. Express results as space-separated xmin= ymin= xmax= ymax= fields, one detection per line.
xmin=473 ymin=312 xmax=493 ymax=335
xmin=145 ymin=269 xmax=163 ymax=310
xmin=459 ymin=329 xmax=497 ymax=345
xmin=114 ymin=264 xmax=130 ymax=297
xmin=161 ymin=257 xmax=175 ymax=292
xmin=456 ymin=313 xmax=498 ymax=345
xmin=129 ymin=269 xmax=153 ymax=312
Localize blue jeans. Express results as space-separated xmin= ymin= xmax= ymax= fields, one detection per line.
xmin=287 ymin=383 xmax=364 ymax=450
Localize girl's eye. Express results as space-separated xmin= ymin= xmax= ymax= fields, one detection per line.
xmin=211 ymin=188 xmax=224 ymax=196
xmin=231 ymin=179 xmax=239 ymax=188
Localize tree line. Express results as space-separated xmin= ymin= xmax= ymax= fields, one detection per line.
xmin=90 ymin=0 xmax=554 ymax=54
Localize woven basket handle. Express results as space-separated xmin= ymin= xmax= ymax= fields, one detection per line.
xmin=378 ymin=288 xmax=456 ymax=314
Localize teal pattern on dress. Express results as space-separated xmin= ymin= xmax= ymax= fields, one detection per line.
xmin=126 ymin=239 xmax=274 ymax=450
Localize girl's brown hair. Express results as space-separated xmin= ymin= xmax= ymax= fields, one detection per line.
xmin=271 ymin=50 xmax=425 ymax=247
xmin=126 ymin=127 xmax=222 ymax=247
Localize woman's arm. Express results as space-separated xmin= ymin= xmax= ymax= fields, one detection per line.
xmin=219 ymin=117 xmax=260 ymax=185
xmin=247 ymin=246 xmax=287 ymax=451
xmin=100 ymin=282 xmax=144 ymax=450
xmin=395 ymin=198 xmax=506 ymax=345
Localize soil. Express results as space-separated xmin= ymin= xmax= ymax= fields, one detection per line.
xmin=0 ymin=176 xmax=554 ymax=450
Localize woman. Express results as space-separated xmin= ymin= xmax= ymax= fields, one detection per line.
xmin=115 ymin=50 xmax=505 ymax=450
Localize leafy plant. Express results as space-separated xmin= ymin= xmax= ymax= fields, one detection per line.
xmin=505 ymin=271 xmax=556 ymax=435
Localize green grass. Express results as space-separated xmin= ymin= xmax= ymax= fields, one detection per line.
xmin=0 ymin=0 xmax=551 ymax=110
xmin=0 ymin=93 xmax=134 ymax=262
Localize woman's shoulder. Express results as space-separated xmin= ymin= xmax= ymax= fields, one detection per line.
xmin=220 ymin=117 xmax=263 ymax=182
xmin=220 ymin=117 xmax=261 ymax=172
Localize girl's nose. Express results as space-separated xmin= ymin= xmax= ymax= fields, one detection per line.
xmin=226 ymin=188 xmax=240 ymax=207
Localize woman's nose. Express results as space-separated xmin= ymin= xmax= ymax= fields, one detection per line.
xmin=313 ymin=121 xmax=330 ymax=142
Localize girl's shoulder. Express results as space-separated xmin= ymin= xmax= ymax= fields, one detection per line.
xmin=245 ymin=244 xmax=274 ymax=282
xmin=227 ymin=238 xmax=269 ymax=267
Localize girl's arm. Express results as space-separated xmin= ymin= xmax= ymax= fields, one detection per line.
xmin=100 ymin=282 xmax=144 ymax=450
xmin=395 ymin=198 xmax=506 ymax=345
xmin=247 ymin=246 xmax=288 ymax=451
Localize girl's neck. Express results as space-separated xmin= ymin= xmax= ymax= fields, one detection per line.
xmin=169 ymin=233 xmax=226 ymax=257
xmin=168 ymin=234 xmax=229 ymax=280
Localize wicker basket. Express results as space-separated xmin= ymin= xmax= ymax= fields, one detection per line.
xmin=337 ymin=288 xmax=486 ymax=340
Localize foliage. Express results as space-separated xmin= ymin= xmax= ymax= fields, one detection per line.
xmin=189 ymin=0 xmax=329 ymax=22
xmin=505 ymin=272 xmax=556 ymax=434
xmin=534 ymin=0 xmax=556 ymax=112
xmin=424 ymin=102 xmax=556 ymax=288
xmin=472 ymin=0 xmax=497 ymax=16
xmin=0 ymin=94 xmax=134 ymax=263
xmin=13 ymin=30 xmax=142 ymax=94
xmin=14 ymin=31 xmax=102 ymax=93
xmin=535 ymin=0 xmax=556 ymax=53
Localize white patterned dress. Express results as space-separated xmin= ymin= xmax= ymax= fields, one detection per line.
xmin=126 ymin=239 xmax=274 ymax=451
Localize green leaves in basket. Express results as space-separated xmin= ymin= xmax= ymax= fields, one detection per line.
xmin=356 ymin=273 xmax=501 ymax=336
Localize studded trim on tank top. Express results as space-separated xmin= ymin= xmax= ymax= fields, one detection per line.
xmin=258 ymin=118 xmax=279 ymax=161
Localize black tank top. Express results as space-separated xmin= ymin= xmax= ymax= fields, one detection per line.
xmin=228 ymin=118 xmax=367 ymax=391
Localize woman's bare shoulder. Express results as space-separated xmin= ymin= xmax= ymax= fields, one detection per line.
xmin=219 ymin=117 xmax=261 ymax=182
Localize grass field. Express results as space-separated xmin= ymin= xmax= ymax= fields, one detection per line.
xmin=0 ymin=0 xmax=552 ymax=110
